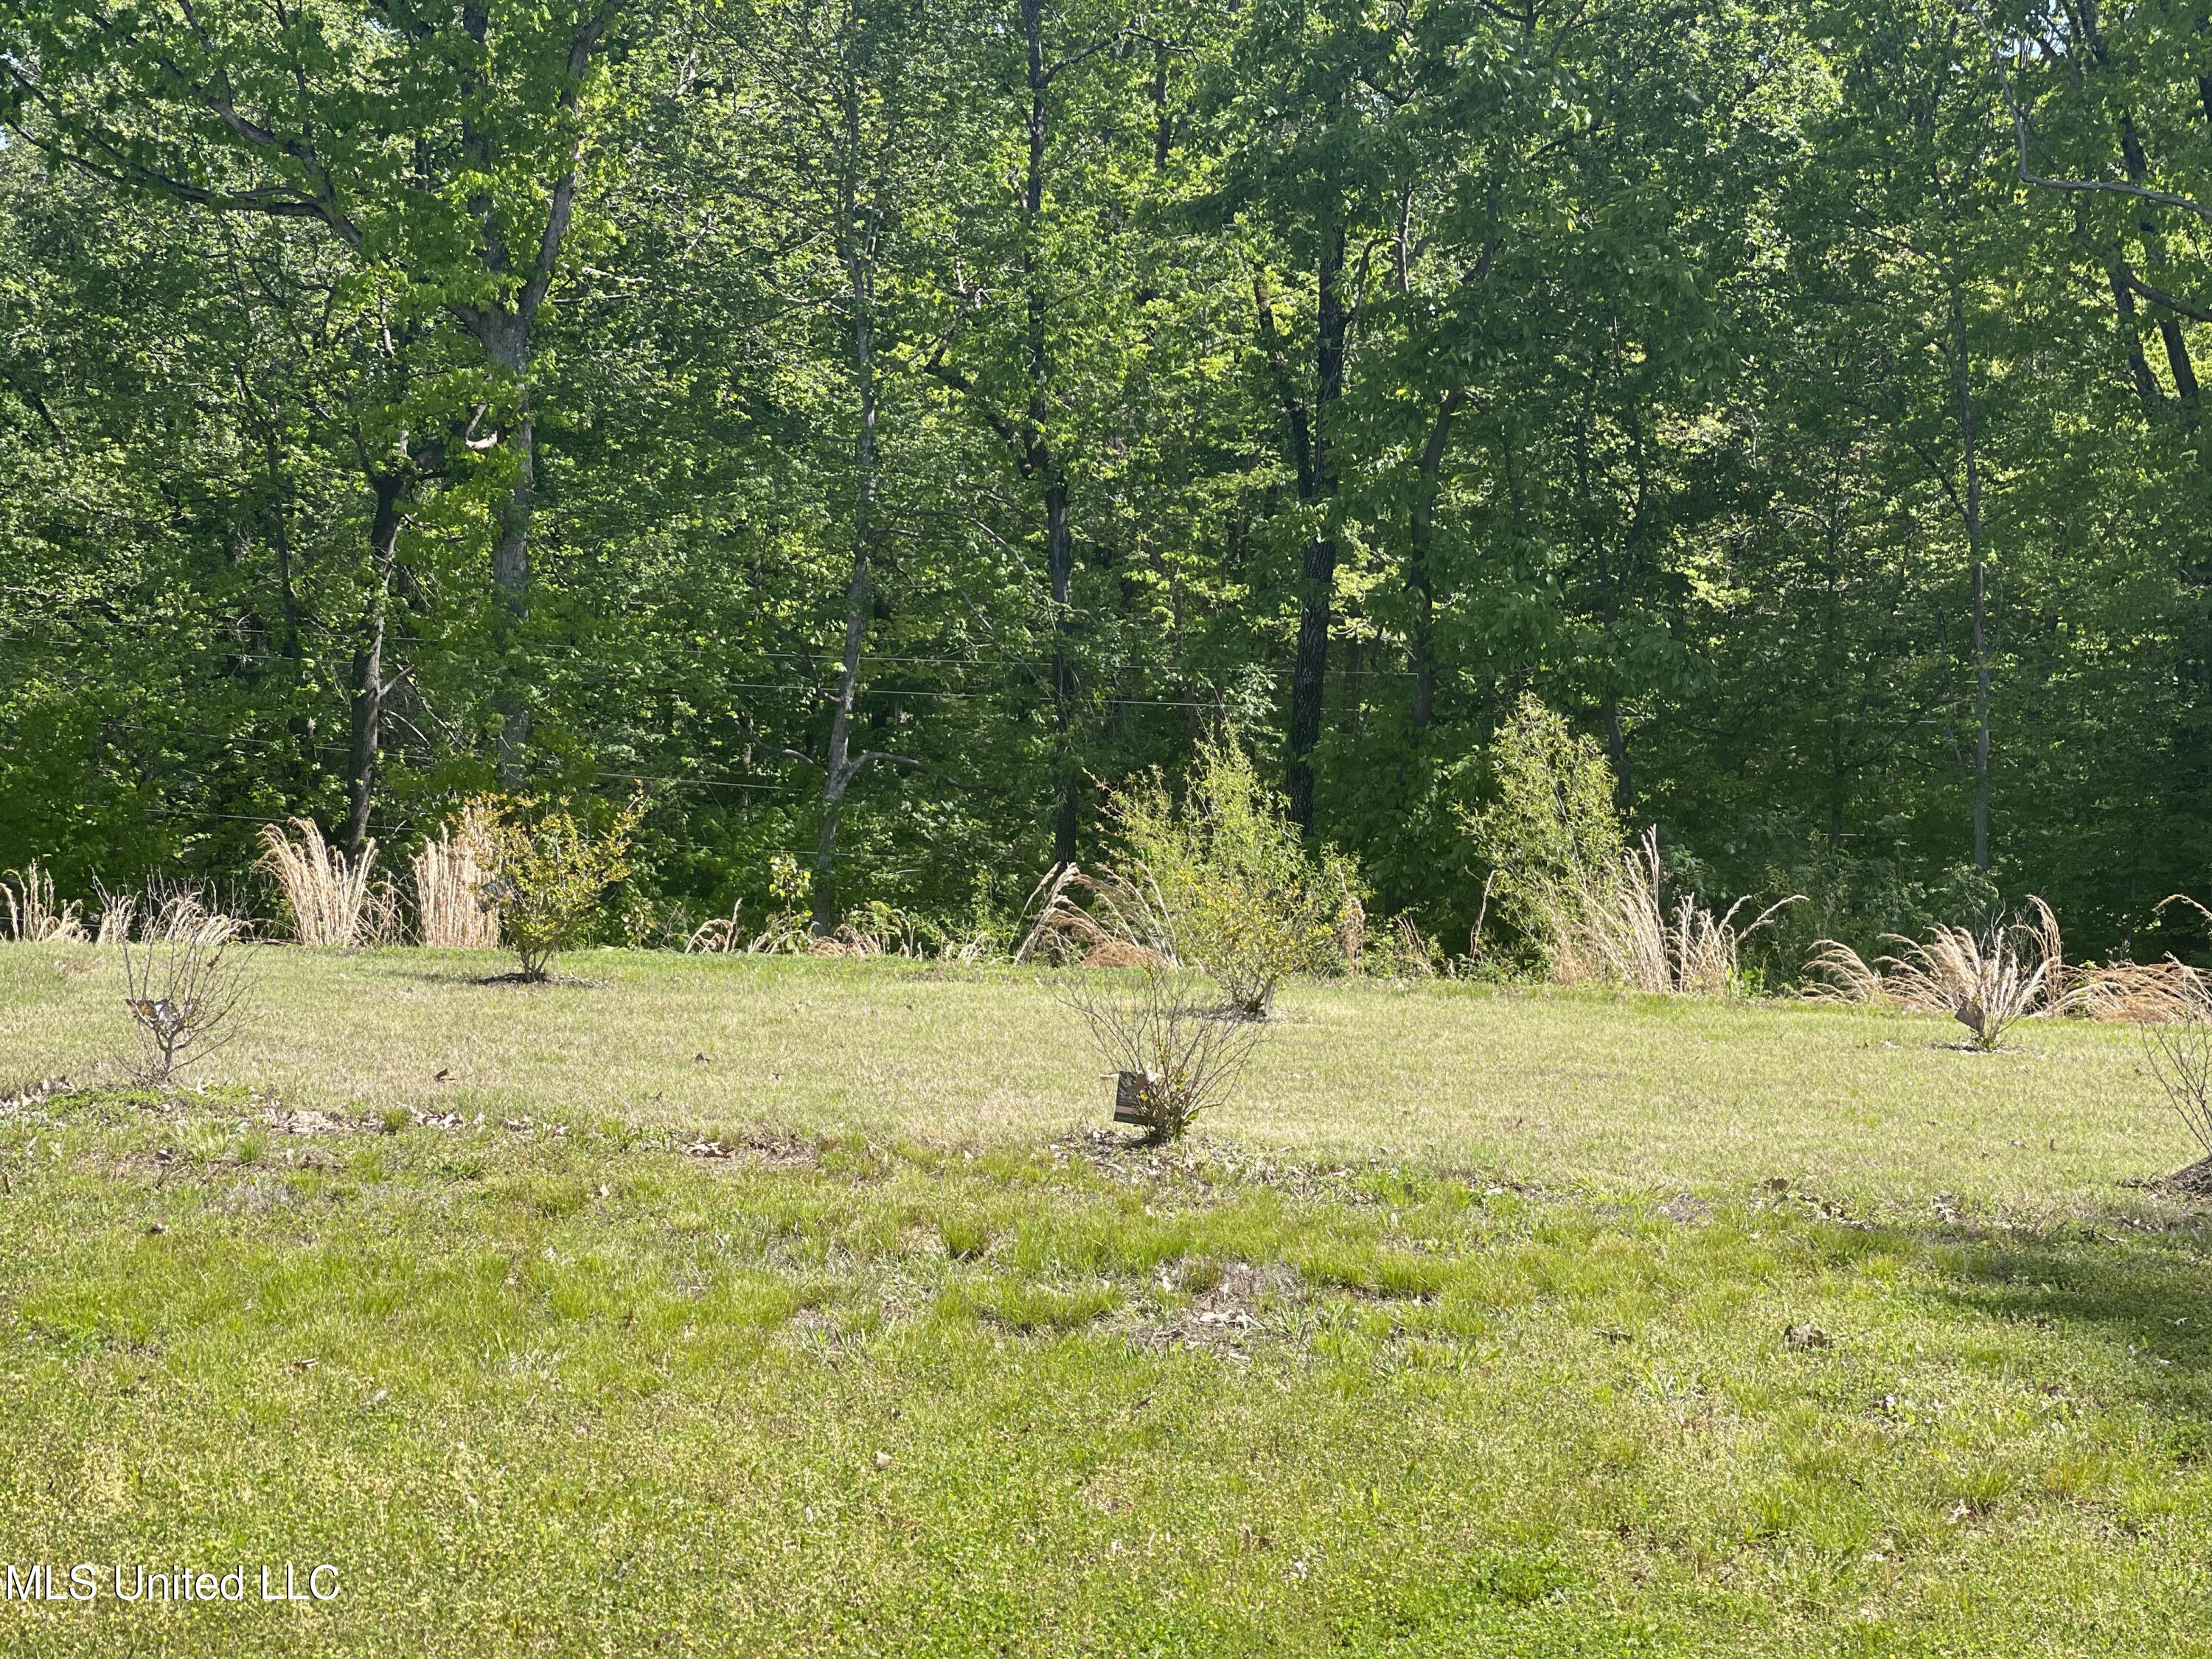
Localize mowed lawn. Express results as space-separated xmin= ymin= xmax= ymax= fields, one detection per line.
xmin=1 ymin=945 xmax=2210 ymax=1655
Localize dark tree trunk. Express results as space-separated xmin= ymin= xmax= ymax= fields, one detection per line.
xmin=1947 ymin=275 xmax=1992 ymax=871
xmin=1284 ymin=221 xmax=1346 ymax=832
xmin=1408 ymin=388 xmax=1466 ymax=732
xmin=345 ymin=472 xmax=406 ymax=855
xmin=1023 ymin=0 xmax=1081 ymax=868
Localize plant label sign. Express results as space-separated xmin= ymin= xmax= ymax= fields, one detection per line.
xmin=1113 ymin=1071 xmax=1157 ymax=1125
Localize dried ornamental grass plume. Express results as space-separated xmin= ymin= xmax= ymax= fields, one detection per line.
xmin=1013 ymin=862 xmax=1177 ymax=968
xmin=1553 ymin=830 xmax=1798 ymax=997
xmin=258 ymin=818 xmax=376 ymax=947
xmin=144 ymin=886 xmax=247 ymax=947
xmin=3 ymin=860 xmax=86 ymax=943
xmin=413 ymin=806 xmax=501 ymax=949
xmin=121 ymin=931 xmax=251 ymax=1085
xmin=685 ymin=901 xmax=746 ymax=955
xmin=1816 ymin=897 xmax=2071 ymax=1048
xmin=92 ymin=882 xmax=135 ymax=946
xmin=1059 ymin=966 xmax=1265 ymax=1144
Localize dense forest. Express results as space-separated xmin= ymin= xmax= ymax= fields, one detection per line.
xmin=0 ymin=0 xmax=2206 ymax=964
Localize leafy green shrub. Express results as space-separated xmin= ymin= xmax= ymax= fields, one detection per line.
xmin=476 ymin=793 xmax=646 ymax=981
xmin=1110 ymin=734 xmax=1360 ymax=1017
xmin=1464 ymin=695 xmax=1625 ymax=967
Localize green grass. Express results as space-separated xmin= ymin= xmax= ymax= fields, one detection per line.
xmin=2 ymin=944 xmax=2211 ymax=1654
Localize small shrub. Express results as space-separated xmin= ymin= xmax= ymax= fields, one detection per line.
xmin=120 ymin=931 xmax=251 ymax=1085
xmin=1464 ymin=695 xmax=1625 ymax=967
xmin=1107 ymin=734 xmax=1358 ymax=1017
xmin=478 ymin=793 xmax=646 ymax=981
xmin=413 ymin=804 xmax=501 ymax=949
xmin=1060 ymin=964 xmax=1265 ymax=1142
xmin=2144 ymin=980 xmax=2212 ymax=1189
xmin=3 ymin=860 xmax=86 ymax=943
xmin=258 ymin=818 xmax=376 ymax=947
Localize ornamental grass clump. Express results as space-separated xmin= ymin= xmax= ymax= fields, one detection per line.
xmin=1806 ymin=897 xmax=2070 ymax=1049
xmin=1556 ymin=828 xmax=1799 ymax=996
xmin=413 ymin=804 xmax=501 ymax=949
xmin=258 ymin=818 xmax=376 ymax=947
xmin=477 ymin=793 xmax=645 ymax=982
xmin=3 ymin=860 xmax=86 ymax=944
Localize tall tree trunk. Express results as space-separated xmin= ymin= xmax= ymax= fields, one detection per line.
xmin=1407 ymin=388 xmax=1467 ymax=732
xmin=1023 ymin=0 xmax=1080 ymax=868
xmin=1284 ymin=220 xmax=1346 ymax=832
xmin=814 ymin=74 xmax=883 ymax=933
xmin=345 ymin=472 xmax=406 ymax=855
xmin=1947 ymin=274 xmax=1992 ymax=870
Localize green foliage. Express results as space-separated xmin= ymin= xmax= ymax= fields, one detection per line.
xmin=479 ymin=793 xmax=647 ymax=981
xmin=1464 ymin=697 xmax=1627 ymax=966
xmin=1112 ymin=735 xmax=1360 ymax=1015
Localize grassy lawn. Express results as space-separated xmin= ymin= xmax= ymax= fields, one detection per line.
xmin=2 ymin=944 xmax=2210 ymax=1654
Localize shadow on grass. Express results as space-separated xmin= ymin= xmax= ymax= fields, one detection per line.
xmin=1910 ymin=1205 xmax=2212 ymax=1427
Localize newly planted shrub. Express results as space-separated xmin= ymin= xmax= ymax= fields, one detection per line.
xmin=120 ymin=931 xmax=250 ymax=1084
xmin=2144 ymin=980 xmax=2212 ymax=1189
xmin=478 ymin=794 xmax=646 ymax=981
xmin=1060 ymin=965 xmax=1265 ymax=1142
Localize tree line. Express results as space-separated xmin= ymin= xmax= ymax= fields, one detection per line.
xmin=0 ymin=0 xmax=2205 ymax=962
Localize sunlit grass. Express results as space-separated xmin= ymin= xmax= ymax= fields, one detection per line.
xmin=1 ymin=945 xmax=2208 ymax=1654
xmin=0 ymin=942 xmax=2180 ymax=1213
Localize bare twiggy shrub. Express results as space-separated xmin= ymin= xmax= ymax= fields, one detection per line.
xmin=3 ymin=860 xmax=86 ymax=943
xmin=2145 ymin=979 xmax=2212 ymax=1189
xmin=412 ymin=807 xmax=501 ymax=949
xmin=1552 ymin=830 xmax=1798 ymax=996
xmin=259 ymin=818 xmax=376 ymax=947
xmin=1060 ymin=966 xmax=1265 ymax=1143
xmin=121 ymin=932 xmax=251 ymax=1085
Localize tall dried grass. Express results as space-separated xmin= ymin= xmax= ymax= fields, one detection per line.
xmin=1014 ymin=863 xmax=1177 ymax=969
xmin=2 ymin=861 xmax=87 ymax=943
xmin=1806 ymin=897 xmax=2068 ymax=1048
xmin=144 ymin=886 xmax=248 ymax=947
xmin=1550 ymin=830 xmax=1798 ymax=996
xmin=259 ymin=818 xmax=376 ymax=947
xmin=412 ymin=808 xmax=500 ymax=949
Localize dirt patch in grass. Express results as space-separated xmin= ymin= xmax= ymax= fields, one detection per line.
xmin=1127 ymin=1258 xmax=1305 ymax=1357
